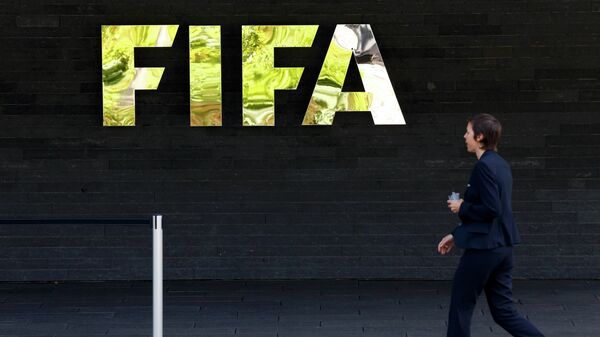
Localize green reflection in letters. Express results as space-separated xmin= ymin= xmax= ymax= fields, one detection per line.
xmin=101 ymin=25 xmax=178 ymax=126
xmin=303 ymin=24 xmax=405 ymax=125
xmin=190 ymin=26 xmax=222 ymax=126
xmin=242 ymin=25 xmax=318 ymax=126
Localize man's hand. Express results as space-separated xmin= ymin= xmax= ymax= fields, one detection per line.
xmin=437 ymin=234 xmax=454 ymax=255
xmin=447 ymin=199 xmax=463 ymax=213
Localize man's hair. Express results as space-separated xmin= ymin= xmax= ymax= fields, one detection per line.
xmin=467 ymin=113 xmax=502 ymax=151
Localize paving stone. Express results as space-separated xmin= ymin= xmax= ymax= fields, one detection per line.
xmin=0 ymin=280 xmax=598 ymax=337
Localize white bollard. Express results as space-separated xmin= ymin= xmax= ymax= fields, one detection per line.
xmin=153 ymin=215 xmax=163 ymax=337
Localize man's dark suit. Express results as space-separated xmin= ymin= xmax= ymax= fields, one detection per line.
xmin=447 ymin=150 xmax=545 ymax=337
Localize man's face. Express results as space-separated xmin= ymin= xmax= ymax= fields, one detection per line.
xmin=463 ymin=122 xmax=482 ymax=153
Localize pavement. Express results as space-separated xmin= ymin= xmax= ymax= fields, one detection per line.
xmin=0 ymin=280 xmax=598 ymax=337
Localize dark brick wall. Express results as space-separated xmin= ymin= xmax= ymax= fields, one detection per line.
xmin=1 ymin=0 xmax=599 ymax=281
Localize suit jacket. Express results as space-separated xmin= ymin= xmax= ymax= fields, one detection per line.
xmin=452 ymin=150 xmax=521 ymax=249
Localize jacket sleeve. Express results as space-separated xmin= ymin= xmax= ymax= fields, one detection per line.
xmin=458 ymin=161 xmax=501 ymax=222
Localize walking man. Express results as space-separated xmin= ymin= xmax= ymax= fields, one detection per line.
xmin=437 ymin=113 xmax=545 ymax=337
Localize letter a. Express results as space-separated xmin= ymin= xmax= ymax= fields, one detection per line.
xmin=303 ymin=24 xmax=405 ymax=125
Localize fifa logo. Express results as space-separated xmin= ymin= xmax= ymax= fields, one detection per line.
xmin=102 ymin=25 xmax=405 ymax=126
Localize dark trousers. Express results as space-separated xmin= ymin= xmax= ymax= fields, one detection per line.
xmin=447 ymin=246 xmax=545 ymax=337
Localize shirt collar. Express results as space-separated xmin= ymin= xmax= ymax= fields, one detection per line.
xmin=481 ymin=149 xmax=495 ymax=158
